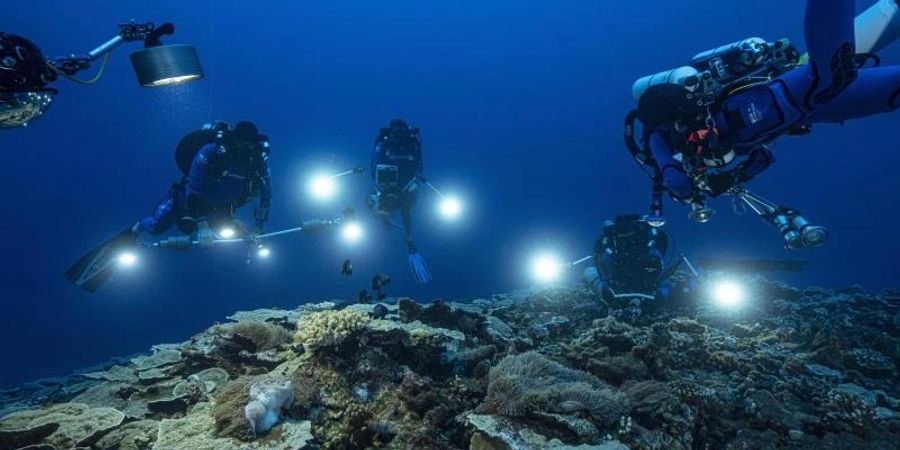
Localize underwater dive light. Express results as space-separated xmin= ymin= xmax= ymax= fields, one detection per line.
xmin=531 ymin=253 xmax=565 ymax=284
xmin=710 ymin=279 xmax=746 ymax=309
xmin=130 ymin=45 xmax=203 ymax=87
xmin=257 ymin=246 xmax=271 ymax=259
xmin=48 ymin=22 xmax=203 ymax=89
xmin=438 ymin=195 xmax=463 ymax=220
xmin=309 ymin=174 xmax=338 ymax=201
xmin=308 ymin=167 xmax=364 ymax=202
xmin=421 ymin=179 xmax=465 ymax=221
xmin=117 ymin=251 xmax=138 ymax=268
xmin=341 ymin=222 xmax=364 ymax=243
xmin=218 ymin=227 xmax=236 ymax=239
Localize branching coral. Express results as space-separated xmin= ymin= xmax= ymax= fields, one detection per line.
xmin=477 ymin=351 xmax=629 ymax=426
xmin=294 ymin=309 xmax=371 ymax=350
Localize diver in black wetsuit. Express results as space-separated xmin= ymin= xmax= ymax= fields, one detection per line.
xmin=583 ymin=215 xmax=675 ymax=302
xmin=367 ymin=119 xmax=432 ymax=284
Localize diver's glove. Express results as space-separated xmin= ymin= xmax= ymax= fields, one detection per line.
xmin=197 ymin=221 xmax=216 ymax=248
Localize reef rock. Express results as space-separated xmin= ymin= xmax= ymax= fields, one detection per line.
xmin=154 ymin=402 xmax=312 ymax=450
xmin=468 ymin=413 xmax=629 ymax=450
xmin=1 ymin=278 xmax=898 ymax=450
xmin=0 ymin=402 xmax=124 ymax=448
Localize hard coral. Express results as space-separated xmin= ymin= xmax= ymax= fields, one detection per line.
xmin=294 ymin=309 xmax=370 ymax=351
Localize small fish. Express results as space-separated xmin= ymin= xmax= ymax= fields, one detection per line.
xmin=341 ymin=259 xmax=353 ymax=276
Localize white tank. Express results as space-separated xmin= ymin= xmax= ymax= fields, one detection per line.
xmin=631 ymin=66 xmax=700 ymax=101
xmin=855 ymin=0 xmax=900 ymax=54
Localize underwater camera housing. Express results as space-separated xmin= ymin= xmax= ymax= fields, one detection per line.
xmin=375 ymin=164 xmax=400 ymax=189
xmin=0 ymin=91 xmax=55 ymax=129
xmin=2 ymin=21 xmax=203 ymax=128
xmin=0 ymin=33 xmax=58 ymax=128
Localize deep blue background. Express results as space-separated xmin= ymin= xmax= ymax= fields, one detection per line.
xmin=2 ymin=1 xmax=898 ymax=386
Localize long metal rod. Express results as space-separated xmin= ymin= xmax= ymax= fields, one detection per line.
xmin=87 ymin=35 xmax=125 ymax=61
xmin=682 ymin=255 xmax=701 ymax=279
xmin=256 ymin=225 xmax=309 ymax=239
xmin=423 ymin=180 xmax=444 ymax=198
xmin=568 ymin=255 xmax=594 ymax=267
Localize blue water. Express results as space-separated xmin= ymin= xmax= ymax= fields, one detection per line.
xmin=2 ymin=1 xmax=898 ymax=386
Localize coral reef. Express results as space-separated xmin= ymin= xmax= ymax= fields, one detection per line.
xmin=0 ymin=279 xmax=898 ymax=449
xmin=294 ymin=309 xmax=370 ymax=351
xmin=244 ymin=379 xmax=294 ymax=436
xmin=478 ymin=351 xmax=629 ymax=428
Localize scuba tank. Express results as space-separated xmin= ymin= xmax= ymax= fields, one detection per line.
xmin=174 ymin=121 xmax=230 ymax=175
xmin=855 ymin=0 xmax=900 ymax=55
xmin=632 ymin=38 xmax=800 ymax=109
xmin=631 ymin=66 xmax=702 ymax=102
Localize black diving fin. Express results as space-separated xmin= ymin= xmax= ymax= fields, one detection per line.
xmin=65 ymin=227 xmax=139 ymax=292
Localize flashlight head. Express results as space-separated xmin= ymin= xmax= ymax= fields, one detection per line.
xmin=218 ymin=227 xmax=236 ymax=239
xmin=531 ymin=253 xmax=564 ymax=284
xmin=710 ymin=279 xmax=746 ymax=309
xmin=309 ymin=174 xmax=338 ymax=201
xmin=342 ymin=222 xmax=363 ymax=243
xmin=439 ymin=196 xmax=463 ymax=220
xmin=117 ymin=251 xmax=138 ymax=267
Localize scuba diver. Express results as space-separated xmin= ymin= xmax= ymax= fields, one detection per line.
xmin=366 ymin=119 xmax=432 ymax=284
xmin=582 ymin=215 xmax=684 ymax=303
xmin=625 ymin=0 xmax=900 ymax=249
xmin=65 ymin=120 xmax=271 ymax=292
xmin=1 ymin=22 xmax=202 ymax=129
xmin=137 ymin=120 xmax=272 ymax=242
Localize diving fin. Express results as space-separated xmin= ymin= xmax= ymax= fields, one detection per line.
xmin=407 ymin=252 xmax=432 ymax=284
xmin=65 ymin=227 xmax=139 ymax=292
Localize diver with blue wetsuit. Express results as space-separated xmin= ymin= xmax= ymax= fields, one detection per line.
xmin=137 ymin=120 xmax=272 ymax=245
xmin=367 ymin=119 xmax=432 ymax=284
xmin=64 ymin=120 xmax=272 ymax=292
xmin=626 ymin=0 xmax=900 ymax=248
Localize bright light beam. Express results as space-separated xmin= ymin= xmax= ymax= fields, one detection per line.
xmin=711 ymin=279 xmax=746 ymax=309
xmin=342 ymin=222 xmax=363 ymax=243
xmin=531 ymin=253 xmax=564 ymax=284
xmin=438 ymin=195 xmax=463 ymax=220
xmin=309 ymin=174 xmax=338 ymax=201
xmin=257 ymin=246 xmax=271 ymax=258
xmin=117 ymin=252 xmax=138 ymax=268
xmin=218 ymin=227 xmax=236 ymax=239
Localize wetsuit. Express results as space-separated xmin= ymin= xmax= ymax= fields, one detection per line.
xmin=650 ymin=0 xmax=900 ymax=199
xmin=593 ymin=216 xmax=669 ymax=297
xmin=139 ymin=143 xmax=271 ymax=234
xmin=370 ymin=128 xmax=423 ymax=237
